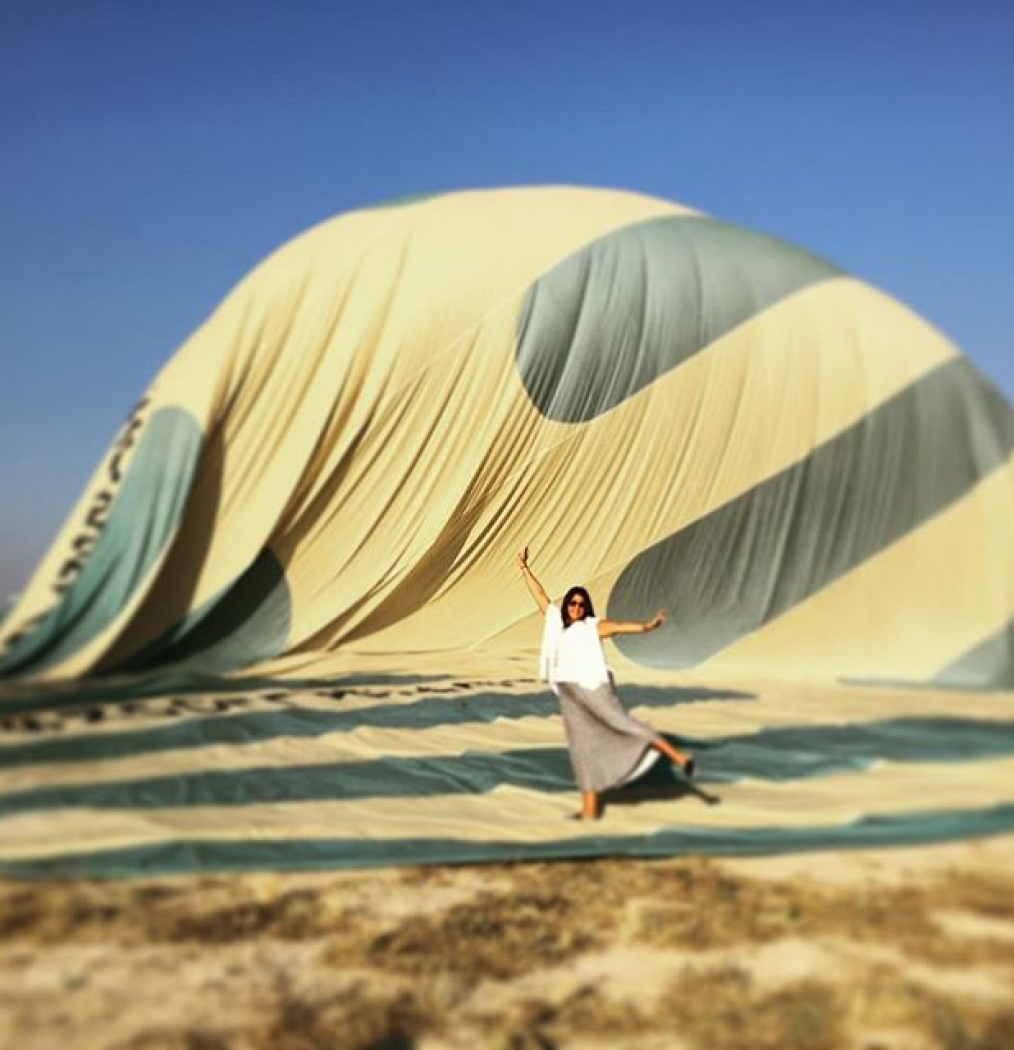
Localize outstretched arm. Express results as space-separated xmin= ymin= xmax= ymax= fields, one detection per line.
xmin=598 ymin=609 xmax=665 ymax=639
xmin=517 ymin=546 xmax=550 ymax=615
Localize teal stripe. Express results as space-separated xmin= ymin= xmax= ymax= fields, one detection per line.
xmin=515 ymin=214 xmax=840 ymax=423
xmin=934 ymin=617 xmax=1014 ymax=690
xmin=2 ymin=717 xmax=1012 ymax=815
xmin=367 ymin=192 xmax=439 ymax=210
xmin=3 ymin=803 xmax=1014 ymax=878
xmin=0 ymin=685 xmax=747 ymax=769
xmin=611 ymin=358 xmax=1014 ymax=679
xmin=0 ymin=408 xmax=203 ymax=677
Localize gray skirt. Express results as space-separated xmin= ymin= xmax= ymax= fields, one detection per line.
xmin=555 ymin=678 xmax=662 ymax=793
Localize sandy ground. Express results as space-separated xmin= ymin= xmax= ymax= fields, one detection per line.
xmin=2 ymin=835 xmax=1013 ymax=1050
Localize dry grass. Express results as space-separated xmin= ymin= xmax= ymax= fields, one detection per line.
xmin=2 ymin=853 xmax=1013 ymax=1049
xmin=660 ymin=968 xmax=841 ymax=1050
xmin=357 ymin=885 xmax=603 ymax=979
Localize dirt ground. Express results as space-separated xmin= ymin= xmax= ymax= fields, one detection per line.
xmin=2 ymin=836 xmax=1014 ymax=1050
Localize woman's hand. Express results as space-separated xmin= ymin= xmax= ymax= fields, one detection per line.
xmin=599 ymin=609 xmax=666 ymax=639
xmin=518 ymin=546 xmax=550 ymax=613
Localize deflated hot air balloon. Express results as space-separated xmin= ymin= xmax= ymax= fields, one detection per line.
xmin=2 ymin=185 xmax=1013 ymax=689
xmin=4 ymin=186 xmax=1014 ymax=879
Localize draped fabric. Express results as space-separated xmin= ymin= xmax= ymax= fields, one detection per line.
xmin=2 ymin=185 xmax=1012 ymax=689
xmin=2 ymin=186 xmax=1013 ymax=877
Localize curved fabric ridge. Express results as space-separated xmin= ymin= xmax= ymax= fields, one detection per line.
xmin=515 ymin=214 xmax=841 ymax=422
xmin=610 ymin=358 xmax=1014 ymax=676
xmin=0 ymin=409 xmax=203 ymax=677
xmin=119 ymin=548 xmax=291 ymax=675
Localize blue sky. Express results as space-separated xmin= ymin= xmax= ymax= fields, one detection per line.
xmin=1 ymin=1 xmax=1012 ymax=602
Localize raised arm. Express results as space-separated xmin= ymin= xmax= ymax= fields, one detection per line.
xmin=598 ymin=609 xmax=665 ymax=639
xmin=517 ymin=546 xmax=550 ymax=615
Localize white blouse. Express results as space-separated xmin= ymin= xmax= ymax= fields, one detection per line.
xmin=540 ymin=604 xmax=611 ymax=690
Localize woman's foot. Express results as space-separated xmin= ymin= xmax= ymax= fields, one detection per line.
xmin=652 ymin=738 xmax=696 ymax=778
xmin=580 ymin=791 xmax=601 ymax=820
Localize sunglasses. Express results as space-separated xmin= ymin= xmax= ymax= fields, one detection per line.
xmin=567 ymin=599 xmax=586 ymax=608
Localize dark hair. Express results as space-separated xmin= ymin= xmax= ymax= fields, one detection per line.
xmin=561 ymin=586 xmax=595 ymax=628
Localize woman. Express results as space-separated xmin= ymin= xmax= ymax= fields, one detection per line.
xmin=517 ymin=547 xmax=695 ymax=820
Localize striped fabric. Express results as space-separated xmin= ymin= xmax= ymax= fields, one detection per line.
xmin=2 ymin=186 xmax=1013 ymax=874
xmin=2 ymin=676 xmax=1013 ymax=876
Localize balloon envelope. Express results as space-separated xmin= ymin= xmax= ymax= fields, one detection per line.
xmin=2 ymin=186 xmax=1011 ymax=688
xmin=2 ymin=187 xmax=1014 ymax=879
